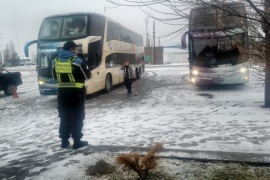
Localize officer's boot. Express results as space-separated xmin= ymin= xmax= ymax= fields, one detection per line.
xmin=73 ymin=139 xmax=88 ymax=149
xmin=61 ymin=139 xmax=70 ymax=148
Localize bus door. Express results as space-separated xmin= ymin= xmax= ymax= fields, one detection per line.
xmin=87 ymin=50 xmax=103 ymax=92
xmin=83 ymin=40 xmax=102 ymax=93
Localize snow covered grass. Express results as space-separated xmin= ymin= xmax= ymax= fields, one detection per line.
xmin=23 ymin=150 xmax=270 ymax=180
xmin=2 ymin=64 xmax=270 ymax=179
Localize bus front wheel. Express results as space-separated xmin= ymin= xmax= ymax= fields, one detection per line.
xmin=104 ymin=74 xmax=112 ymax=93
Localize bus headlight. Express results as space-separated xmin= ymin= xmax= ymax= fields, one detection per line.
xmin=191 ymin=77 xmax=196 ymax=83
xmin=240 ymin=67 xmax=246 ymax=73
xmin=192 ymin=70 xmax=199 ymax=75
xmin=38 ymin=80 xmax=46 ymax=85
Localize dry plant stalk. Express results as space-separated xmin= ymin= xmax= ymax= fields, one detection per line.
xmin=115 ymin=143 xmax=163 ymax=180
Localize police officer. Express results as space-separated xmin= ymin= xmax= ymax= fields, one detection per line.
xmin=52 ymin=41 xmax=91 ymax=149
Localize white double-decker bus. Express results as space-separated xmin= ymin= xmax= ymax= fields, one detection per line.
xmin=24 ymin=13 xmax=144 ymax=95
xmin=181 ymin=2 xmax=249 ymax=85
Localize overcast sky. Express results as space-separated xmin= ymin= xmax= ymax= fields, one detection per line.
xmin=0 ymin=0 xmax=184 ymax=58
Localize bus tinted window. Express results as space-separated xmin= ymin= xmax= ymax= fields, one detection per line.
xmin=39 ymin=16 xmax=88 ymax=40
xmin=105 ymin=53 xmax=136 ymax=68
xmin=39 ymin=18 xmax=62 ymax=40
xmin=38 ymin=50 xmax=58 ymax=78
xmin=105 ymin=54 xmax=118 ymax=68
xmin=89 ymin=15 xmax=105 ymax=37
xmin=107 ymin=21 xmax=122 ymax=41
xmin=61 ymin=16 xmax=87 ymax=38
xmin=191 ymin=34 xmax=247 ymax=66
xmin=107 ymin=21 xmax=143 ymax=46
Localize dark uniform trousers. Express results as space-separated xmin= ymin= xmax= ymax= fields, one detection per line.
xmin=124 ymin=79 xmax=133 ymax=94
xmin=57 ymin=88 xmax=86 ymax=141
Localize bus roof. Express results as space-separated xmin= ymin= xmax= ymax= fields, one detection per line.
xmin=45 ymin=12 xmax=105 ymax=19
xmin=44 ymin=12 xmax=139 ymax=34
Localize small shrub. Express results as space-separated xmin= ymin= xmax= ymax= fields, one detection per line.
xmin=115 ymin=143 xmax=163 ymax=180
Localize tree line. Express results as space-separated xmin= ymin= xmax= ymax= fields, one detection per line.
xmin=0 ymin=41 xmax=19 ymax=67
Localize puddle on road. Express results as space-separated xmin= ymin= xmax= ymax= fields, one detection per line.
xmin=197 ymin=93 xmax=214 ymax=99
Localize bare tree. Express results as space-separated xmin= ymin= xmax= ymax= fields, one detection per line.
xmin=3 ymin=44 xmax=10 ymax=66
xmin=0 ymin=50 xmax=2 ymax=65
xmin=31 ymin=51 xmax=37 ymax=64
xmin=3 ymin=41 xmax=19 ymax=66
xmin=107 ymin=0 xmax=270 ymax=107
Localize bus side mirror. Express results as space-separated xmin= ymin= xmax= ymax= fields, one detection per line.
xmin=181 ymin=31 xmax=188 ymax=49
xmin=77 ymin=53 xmax=87 ymax=64
xmin=24 ymin=40 xmax=38 ymax=57
xmin=77 ymin=53 xmax=86 ymax=61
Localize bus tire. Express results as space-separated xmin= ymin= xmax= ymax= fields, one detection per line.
xmin=136 ymin=68 xmax=140 ymax=80
xmin=104 ymin=74 xmax=112 ymax=93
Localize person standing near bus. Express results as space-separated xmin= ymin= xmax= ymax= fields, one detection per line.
xmin=121 ymin=60 xmax=135 ymax=95
xmin=52 ymin=41 xmax=91 ymax=149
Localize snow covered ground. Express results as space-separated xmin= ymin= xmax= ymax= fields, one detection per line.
xmin=1 ymin=64 xmax=270 ymax=179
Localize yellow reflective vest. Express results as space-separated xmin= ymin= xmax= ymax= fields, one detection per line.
xmin=54 ymin=57 xmax=85 ymax=89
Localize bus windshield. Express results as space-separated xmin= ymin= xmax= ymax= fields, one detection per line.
xmin=37 ymin=49 xmax=59 ymax=78
xmin=190 ymin=33 xmax=248 ymax=67
xmin=39 ymin=16 xmax=88 ymax=40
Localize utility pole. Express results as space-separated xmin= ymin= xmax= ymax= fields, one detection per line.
xmin=152 ymin=20 xmax=155 ymax=65
xmin=264 ymin=0 xmax=270 ymax=107
xmin=145 ymin=17 xmax=149 ymax=47
xmin=13 ymin=14 xmax=19 ymax=54
xmin=0 ymin=34 xmax=3 ymax=65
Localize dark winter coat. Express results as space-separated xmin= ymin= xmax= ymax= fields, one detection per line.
xmin=121 ymin=65 xmax=135 ymax=80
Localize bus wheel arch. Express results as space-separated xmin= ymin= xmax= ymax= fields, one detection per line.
xmin=104 ymin=73 xmax=112 ymax=93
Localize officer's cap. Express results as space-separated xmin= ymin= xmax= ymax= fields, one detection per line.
xmin=63 ymin=41 xmax=77 ymax=51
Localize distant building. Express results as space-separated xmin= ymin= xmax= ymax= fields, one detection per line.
xmin=144 ymin=46 xmax=188 ymax=64
xmin=144 ymin=46 xmax=164 ymax=64
xmin=163 ymin=48 xmax=188 ymax=64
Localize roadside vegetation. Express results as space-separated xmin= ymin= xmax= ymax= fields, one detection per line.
xmin=85 ymin=144 xmax=270 ymax=179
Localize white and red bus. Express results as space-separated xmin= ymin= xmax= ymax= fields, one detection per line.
xmin=182 ymin=2 xmax=249 ymax=85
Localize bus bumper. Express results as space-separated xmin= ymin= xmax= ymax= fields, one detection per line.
xmin=38 ymin=78 xmax=58 ymax=95
xmin=39 ymin=86 xmax=58 ymax=95
xmin=190 ymin=74 xmax=249 ymax=85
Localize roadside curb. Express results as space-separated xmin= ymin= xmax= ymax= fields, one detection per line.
xmin=80 ymin=144 xmax=270 ymax=166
